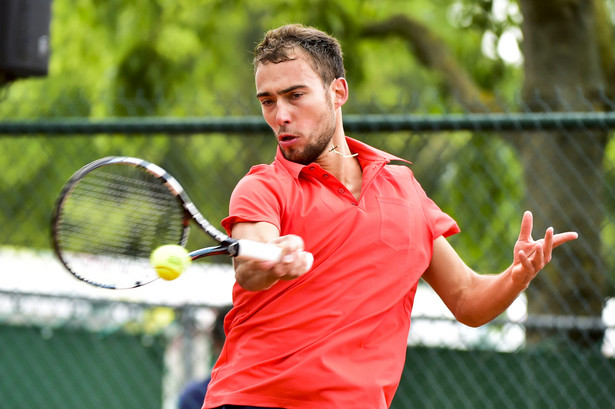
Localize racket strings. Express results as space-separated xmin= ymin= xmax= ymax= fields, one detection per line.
xmin=55 ymin=165 xmax=188 ymax=287
xmin=64 ymin=169 xmax=184 ymax=248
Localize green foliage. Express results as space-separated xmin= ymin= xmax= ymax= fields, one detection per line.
xmin=48 ymin=0 xmax=523 ymax=114
xmin=440 ymin=133 xmax=524 ymax=272
xmin=0 ymin=0 xmax=530 ymax=269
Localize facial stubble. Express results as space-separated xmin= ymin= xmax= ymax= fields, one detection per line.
xmin=279 ymin=99 xmax=337 ymax=165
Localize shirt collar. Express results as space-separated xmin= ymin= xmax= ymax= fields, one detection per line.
xmin=275 ymin=136 xmax=410 ymax=179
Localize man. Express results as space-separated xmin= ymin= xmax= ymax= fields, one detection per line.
xmin=203 ymin=24 xmax=578 ymax=409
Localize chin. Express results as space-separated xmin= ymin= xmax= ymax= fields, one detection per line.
xmin=281 ymin=149 xmax=313 ymax=165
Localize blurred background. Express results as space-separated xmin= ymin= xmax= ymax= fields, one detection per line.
xmin=1 ymin=0 xmax=615 ymax=408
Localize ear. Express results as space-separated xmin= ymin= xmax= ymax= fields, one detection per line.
xmin=330 ymin=77 xmax=349 ymax=109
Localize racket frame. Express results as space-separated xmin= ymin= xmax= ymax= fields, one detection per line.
xmin=51 ymin=156 xmax=281 ymax=288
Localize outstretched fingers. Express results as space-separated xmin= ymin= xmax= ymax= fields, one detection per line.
xmin=511 ymin=212 xmax=578 ymax=288
xmin=518 ymin=211 xmax=578 ymax=251
xmin=543 ymin=227 xmax=554 ymax=263
xmin=517 ymin=210 xmax=534 ymax=242
xmin=551 ymin=231 xmax=579 ymax=248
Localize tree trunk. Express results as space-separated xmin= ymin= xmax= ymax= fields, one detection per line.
xmin=519 ymin=0 xmax=609 ymax=349
xmin=361 ymin=15 xmax=494 ymax=111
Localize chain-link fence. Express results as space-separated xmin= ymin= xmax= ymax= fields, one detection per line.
xmin=1 ymin=92 xmax=615 ymax=408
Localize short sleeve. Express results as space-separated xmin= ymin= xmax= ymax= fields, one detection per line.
xmin=221 ymin=168 xmax=282 ymax=236
xmin=411 ymin=176 xmax=460 ymax=239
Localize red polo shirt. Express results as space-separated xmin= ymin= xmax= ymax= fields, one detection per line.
xmin=205 ymin=137 xmax=459 ymax=409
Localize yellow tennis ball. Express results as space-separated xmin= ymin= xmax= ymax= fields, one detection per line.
xmin=150 ymin=245 xmax=191 ymax=281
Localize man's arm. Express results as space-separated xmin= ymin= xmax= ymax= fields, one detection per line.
xmin=422 ymin=211 xmax=578 ymax=327
xmin=230 ymin=221 xmax=312 ymax=291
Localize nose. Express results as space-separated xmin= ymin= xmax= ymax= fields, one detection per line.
xmin=275 ymin=101 xmax=292 ymax=126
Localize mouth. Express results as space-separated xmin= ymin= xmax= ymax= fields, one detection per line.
xmin=277 ymin=133 xmax=299 ymax=147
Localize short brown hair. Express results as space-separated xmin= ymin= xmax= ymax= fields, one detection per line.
xmin=254 ymin=24 xmax=346 ymax=86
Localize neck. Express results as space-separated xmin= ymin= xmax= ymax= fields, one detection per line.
xmin=329 ymin=144 xmax=358 ymax=158
xmin=317 ymin=136 xmax=363 ymax=200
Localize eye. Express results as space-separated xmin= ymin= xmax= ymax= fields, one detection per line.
xmin=290 ymin=92 xmax=304 ymax=100
xmin=259 ymin=98 xmax=274 ymax=107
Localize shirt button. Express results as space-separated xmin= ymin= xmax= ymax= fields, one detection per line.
xmin=338 ymin=188 xmax=345 ymax=194
xmin=323 ymin=174 xmax=329 ymax=179
xmin=309 ymin=166 xmax=316 ymax=171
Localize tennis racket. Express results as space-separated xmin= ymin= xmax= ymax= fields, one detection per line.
xmin=51 ymin=156 xmax=312 ymax=289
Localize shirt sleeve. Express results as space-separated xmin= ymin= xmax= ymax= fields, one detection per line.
xmin=411 ymin=175 xmax=460 ymax=239
xmin=221 ymin=168 xmax=282 ymax=236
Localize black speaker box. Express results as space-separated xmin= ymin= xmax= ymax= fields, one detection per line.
xmin=0 ymin=0 xmax=51 ymax=79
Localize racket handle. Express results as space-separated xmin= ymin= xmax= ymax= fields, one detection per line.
xmin=235 ymin=239 xmax=314 ymax=271
xmin=235 ymin=239 xmax=281 ymax=261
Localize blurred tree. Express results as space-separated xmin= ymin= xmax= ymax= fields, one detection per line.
xmin=350 ymin=0 xmax=612 ymax=349
xmin=1 ymin=0 xmax=612 ymax=349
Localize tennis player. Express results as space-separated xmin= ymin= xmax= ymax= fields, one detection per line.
xmin=203 ymin=24 xmax=578 ymax=409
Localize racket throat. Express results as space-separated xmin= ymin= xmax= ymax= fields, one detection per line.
xmin=226 ymin=239 xmax=240 ymax=257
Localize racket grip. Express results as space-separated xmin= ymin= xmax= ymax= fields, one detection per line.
xmin=235 ymin=239 xmax=314 ymax=271
xmin=235 ymin=239 xmax=282 ymax=261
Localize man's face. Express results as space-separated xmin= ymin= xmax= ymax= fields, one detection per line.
xmin=255 ymin=53 xmax=337 ymax=165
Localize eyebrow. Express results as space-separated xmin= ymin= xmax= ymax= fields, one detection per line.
xmin=256 ymin=84 xmax=307 ymax=99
